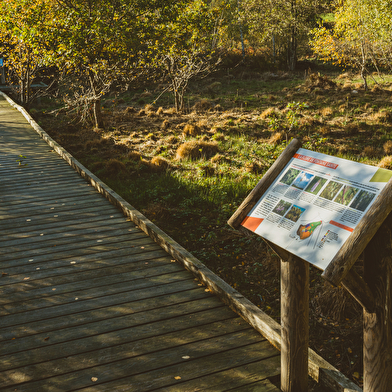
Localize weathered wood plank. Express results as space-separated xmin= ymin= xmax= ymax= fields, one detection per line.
xmin=0 ymin=332 xmax=269 ymax=391
xmin=0 ymin=214 xmax=125 ymax=240
xmin=0 ymin=264 xmax=188 ymax=315
xmin=0 ymin=288 xmax=212 ymax=342
xmin=0 ymin=301 xmax=232 ymax=366
xmin=0 ymin=219 xmax=134 ymax=249
xmin=0 ymin=205 xmax=122 ymax=231
xmin=0 ymin=232 xmax=144 ymax=261
xmin=0 ymin=238 xmax=159 ymax=278
xmin=0 ymin=252 xmax=170 ymax=303
xmin=0 ymin=185 xmax=97 ymax=206
xmin=159 ymin=358 xmax=281 ymax=392
xmin=0 ymin=279 xmax=206 ymax=330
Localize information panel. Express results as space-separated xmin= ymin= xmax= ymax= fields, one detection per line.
xmin=242 ymin=148 xmax=392 ymax=270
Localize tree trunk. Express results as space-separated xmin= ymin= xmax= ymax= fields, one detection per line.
xmin=92 ymin=97 xmax=104 ymax=129
xmin=363 ymin=212 xmax=392 ymax=392
xmin=88 ymin=70 xmax=104 ymax=129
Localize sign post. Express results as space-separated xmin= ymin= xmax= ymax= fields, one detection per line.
xmin=228 ymin=139 xmax=392 ymax=392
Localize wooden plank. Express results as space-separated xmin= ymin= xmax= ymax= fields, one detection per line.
xmin=0 ymin=263 xmax=188 ymax=312
xmin=0 ymin=197 xmax=113 ymax=220
xmin=0 ymin=220 xmax=137 ymax=251
xmin=0 ymin=236 xmax=157 ymax=270
xmin=0 ymin=237 xmax=158 ymax=277
xmin=0 ymin=192 xmax=106 ymax=211
xmin=0 ymin=214 xmax=125 ymax=240
xmin=0 ymin=288 xmax=212 ymax=342
xmin=232 ymin=379 xmax=281 ymax=392
xmin=0 ymin=252 xmax=170 ymax=303
xmin=0 ymin=331 xmax=268 ymax=391
xmin=0 ymin=264 xmax=188 ymax=315
xmin=0 ymin=184 xmax=96 ymax=205
xmin=0 ymin=279 xmax=206 ymax=330
xmin=0 ymin=244 xmax=164 ymax=287
xmin=0 ymin=231 xmax=144 ymax=261
xmin=0 ymin=300 xmax=231 ymax=364
xmin=159 ymin=358 xmax=281 ymax=392
xmin=0 ymin=204 xmax=122 ymax=231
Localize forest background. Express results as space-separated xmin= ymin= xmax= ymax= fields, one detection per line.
xmin=2 ymin=0 xmax=392 ymax=389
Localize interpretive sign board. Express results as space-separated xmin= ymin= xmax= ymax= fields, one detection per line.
xmin=241 ymin=148 xmax=392 ymax=271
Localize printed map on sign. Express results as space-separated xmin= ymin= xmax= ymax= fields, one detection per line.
xmin=242 ymin=148 xmax=392 ymax=270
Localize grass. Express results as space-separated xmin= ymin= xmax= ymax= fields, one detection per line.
xmin=32 ymin=68 xmax=392 ymax=390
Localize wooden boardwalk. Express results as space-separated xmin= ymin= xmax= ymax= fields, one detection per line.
xmin=0 ymin=95 xmax=282 ymax=391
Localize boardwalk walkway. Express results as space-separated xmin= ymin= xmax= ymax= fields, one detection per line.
xmin=0 ymin=94 xmax=282 ymax=391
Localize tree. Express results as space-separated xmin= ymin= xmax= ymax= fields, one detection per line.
xmin=240 ymin=0 xmax=329 ymax=70
xmin=310 ymin=0 xmax=392 ymax=89
xmin=0 ymin=0 xmax=54 ymax=106
xmin=158 ymin=0 xmax=223 ymax=111
xmin=39 ymin=0 xmax=180 ymax=129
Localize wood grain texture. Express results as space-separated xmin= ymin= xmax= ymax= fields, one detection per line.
xmin=323 ymin=177 xmax=392 ymax=286
xmin=228 ymin=138 xmax=302 ymax=229
xmin=363 ymin=211 xmax=392 ymax=392
xmin=281 ymin=256 xmax=309 ymax=392
xmin=0 ymin=91 xmax=364 ymax=391
xmin=341 ymin=269 xmax=375 ymax=313
xmin=0 ymin=92 xmax=282 ymax=392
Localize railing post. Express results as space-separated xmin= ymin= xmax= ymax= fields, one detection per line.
xmin=281 ymin=255 xmax=309 ymax=392
xmin=363 ymin=212 xmax=392 ymax=392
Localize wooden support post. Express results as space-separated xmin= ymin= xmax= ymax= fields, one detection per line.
xmin=363 ymin=211 xmax=392 ymax=392
xmin=281 ymin=255 xmax=309 ymax=392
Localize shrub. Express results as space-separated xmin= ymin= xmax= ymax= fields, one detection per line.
xmin=383 ymin=140 xmax=392 ymax=155
xmin=176 ymin=140 xmax=219 ymax=160
xmin=378 ymin=156 xmax=392 ymax=169
xmin=183 ymin=123 xmax=201 ymax=137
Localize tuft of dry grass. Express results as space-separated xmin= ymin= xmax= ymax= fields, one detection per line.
xmin=183 ymin=123 xmax=201 ymax=137
xmin=176 ymin=140 xmax=218 ymax=160
xmin=372 ymin=109 xmax=392 ymax=123
xmin=165 ymin=107 xmax=177 ymax=115
xmin=245 ymin=162 xmax=265 ymax=174
xmin=210 ymin=153 xmax=228 ymax=164
xmin=212 ymin=132 xmax=225 ymax=141
xmin=128 ymin=151 xmax=142 ymax=161
xmin=260 ymin=107 xmax=279 ymax=120
xmin=156 ymin=107 xmax=164 ymax=115
xmin=200 ymin=164 xmax=215 ymax=177
xmin=105 ymin=158 xmax=128 ymax=176
xmin=161 ymin=119 xmax=170 ymax=130
xmin=268 ymin=131 xmax=285 ymax=145
xmin=124 ymin=107 xmax=136 ymax=114
xmin=319 ymin=126 xmax=330 ymax=135
xmin=192 ymin=99 xmax=212 ymax=112
xmin=362 ymin=145 xmax=380 ymax=158
xmin=378 ymin=155 xmax=392 ymax=169
xmin=383 ymin=140 xmax=392 ymax=155
xmin=150 ymin=156 xmax=171 ymax=171
xmin=320 ymin=107 xmax=333 ymax=117
xmin=166 ymin=135 xmax=178 ymax=145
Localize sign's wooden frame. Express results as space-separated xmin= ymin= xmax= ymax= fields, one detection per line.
xmin=228 ymin=139 xmax=392 ymax=392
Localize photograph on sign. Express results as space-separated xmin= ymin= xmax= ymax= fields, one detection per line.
xmin=242 ymin=148 xmax=392 ymax=270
